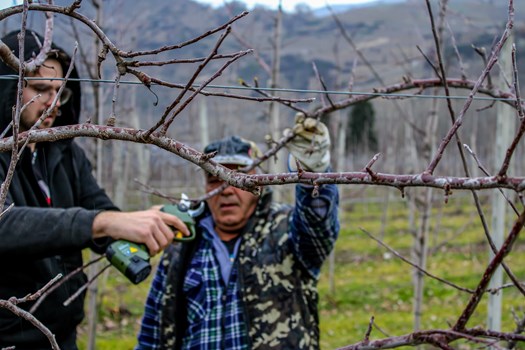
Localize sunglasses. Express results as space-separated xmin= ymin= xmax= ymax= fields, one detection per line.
xmin=26 ymin=83 xmax=73 ymax=105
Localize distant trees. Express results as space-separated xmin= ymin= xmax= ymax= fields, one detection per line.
xmin=293 ymin=3 xmax=312 ymax=15
xmin=346 ymin=100 xmax=378 ymax=153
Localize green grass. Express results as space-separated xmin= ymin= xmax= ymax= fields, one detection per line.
xmin=77 ymin=191 xmax=525 ymax=349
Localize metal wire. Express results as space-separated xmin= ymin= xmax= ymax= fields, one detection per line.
xmin=0 ymin=74 xmax=517 ymax=102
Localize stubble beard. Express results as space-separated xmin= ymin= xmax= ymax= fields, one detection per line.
xmin=20 ymin=109 xmax=56 ymax=132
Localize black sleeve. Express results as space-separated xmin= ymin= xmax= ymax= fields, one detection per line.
xmin=0 ymin=206 xmax=100 ymax=258
xmin=70 ymin=142 xmax=118 ymax=212
xmin=0 ymin=143 xmax=118 ymax=258
xmin=70 ymin=143 xmax=118 ymax=254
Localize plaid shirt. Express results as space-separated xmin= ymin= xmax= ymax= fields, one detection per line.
xmin=136 ymin=183 xmax=339 ymax=350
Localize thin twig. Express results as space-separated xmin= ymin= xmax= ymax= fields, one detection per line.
xmin=63 ymin=263 xmax=111 ymax=307
xmin=360 ymin=228 xmax=474 ymax=293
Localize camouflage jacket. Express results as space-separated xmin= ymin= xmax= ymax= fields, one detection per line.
xmin=149 ymin=185 xmax=339 ymax=349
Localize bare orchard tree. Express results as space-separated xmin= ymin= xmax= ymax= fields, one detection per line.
xmin=0 ymin=1 xmax=524 ymax=349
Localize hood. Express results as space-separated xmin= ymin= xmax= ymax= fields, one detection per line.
xmin=0 ymin=29 xmax=82 ymax=136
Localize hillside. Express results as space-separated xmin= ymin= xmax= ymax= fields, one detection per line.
xmin=7 ymin=0 xmax=523 ymax=89
xmin=5 ymin=2 xmax=522 ymax=93
xmin=1 ymin=0 xmax=524 ymax=176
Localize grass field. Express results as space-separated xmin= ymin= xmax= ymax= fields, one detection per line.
xmin=77 ymin=188 xmax=525 ymax=349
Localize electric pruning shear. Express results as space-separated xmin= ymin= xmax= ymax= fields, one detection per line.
xmin=105 ymin=194 xmax=204 ymax=284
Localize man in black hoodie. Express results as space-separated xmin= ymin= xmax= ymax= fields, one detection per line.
xmin=0 ymin=30 xmax=190 ymax=349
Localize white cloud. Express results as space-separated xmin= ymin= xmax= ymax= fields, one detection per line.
xmin=195 ymin=0 xmax=379 ymax=12
xmin=0 ymin=0 xmax=22 ymax=10
xmin=0 ymin=0 xmax=379 ymax=13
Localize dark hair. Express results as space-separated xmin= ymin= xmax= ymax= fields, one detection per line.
xmin=0 ymin=29 xmax=82 ymax=132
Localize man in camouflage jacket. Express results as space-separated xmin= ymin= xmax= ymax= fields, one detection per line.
xmin=136 ymin=119 xmax=339 ymax=350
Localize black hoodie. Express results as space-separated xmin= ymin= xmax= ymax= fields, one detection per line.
xmin=0 ymin=30 xmax=117 ymax=349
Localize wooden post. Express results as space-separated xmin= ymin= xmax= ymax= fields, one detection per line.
xmin=87 ymin=2 xmax=104 ymax=348
xmin=488 ymin=31 xmax=513 ymax=335
xmin=268 ymin=1 xmax=284 ymax=201
xmin=199 ymin=97 xmax=209 ymax=151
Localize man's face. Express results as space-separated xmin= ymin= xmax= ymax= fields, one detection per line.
xmin=21 ymin=58 xmax=65 ymax=132
xmin=205 ymin=165 xmax=259 ymax=237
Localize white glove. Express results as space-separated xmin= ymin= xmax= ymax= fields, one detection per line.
xmin=283 ymin=112 xmax=331 ymax=172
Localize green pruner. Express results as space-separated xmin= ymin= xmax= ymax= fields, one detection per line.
xmin=160 ymin=193 xmax=203 ymax=242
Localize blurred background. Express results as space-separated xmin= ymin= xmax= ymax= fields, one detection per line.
xmin=1 ymin=1 xmax=524 ymax=349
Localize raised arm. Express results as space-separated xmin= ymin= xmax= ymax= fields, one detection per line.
xmin=284 ymin=113 xmax=340 ymax=277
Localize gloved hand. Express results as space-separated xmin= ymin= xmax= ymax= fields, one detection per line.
xmin=283 ymin=112 xmax=331 ymax=172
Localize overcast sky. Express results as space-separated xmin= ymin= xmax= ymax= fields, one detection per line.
xmin=0 ymin=0 xmax=17 ymax=9
xmin=195 ymin=0 xmax=379 ymax=12
xmin=0 ymin=0 xmax=381 ymax=12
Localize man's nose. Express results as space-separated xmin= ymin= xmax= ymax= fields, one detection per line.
xmin=45 ymin=91 xmax=61 ymax=107
xmin=221 ymin=185 xmax=235 ymax=195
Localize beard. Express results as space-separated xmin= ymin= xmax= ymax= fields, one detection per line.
xmin=19 ymin=108 xmax=57 ymax=132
